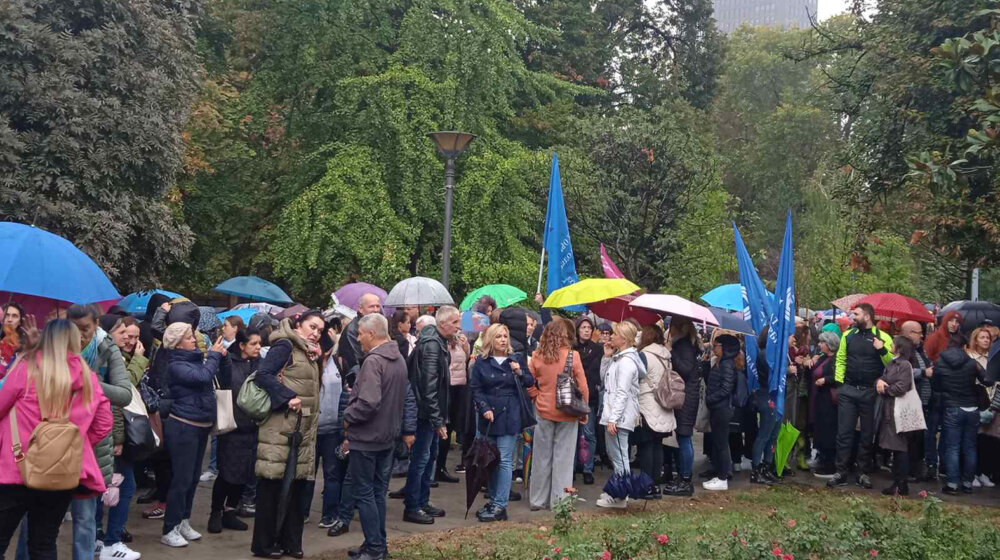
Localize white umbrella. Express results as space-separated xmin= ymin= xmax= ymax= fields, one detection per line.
xmin=232 ymin=302 xmax=285 ymax=316
xmin=629 ymin=293 xmax=719 ymax=326
xmin=384 ymin=277 xmax=454 ymax=307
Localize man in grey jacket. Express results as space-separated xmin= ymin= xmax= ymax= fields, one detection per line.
xmin=343 ymin=314 xmax=413 ymax=560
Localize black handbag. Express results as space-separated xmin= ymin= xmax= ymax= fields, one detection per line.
xmin=555 ymin=351 xmax=590 ymax=418
xmin=123 ymin=410 xmax=157 ymax=462
xmin=511 ymin=353 xmax=537 ymax=430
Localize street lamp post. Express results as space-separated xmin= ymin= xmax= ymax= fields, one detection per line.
xmin=427 ymin=131 xmax=476 ymax=289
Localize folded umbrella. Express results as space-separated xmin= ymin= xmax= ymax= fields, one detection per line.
xmin=463 ymin=434 xmax=500 ymax=518
xmin=774 ymin=421 xmax=801 ymax=477
xmin=542 ymin=278 xmax=641 ymax=309
xmin=214 ymin=275 xmax=293 ymax=305
xmin=460 ymin=284 xmax=527 ymax=311
xmin=276 ymin=411 xmax=304 ymax=531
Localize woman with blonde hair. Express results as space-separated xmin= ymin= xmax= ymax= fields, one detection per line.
xmin=596 ymin=321 xmax=644 ymax=508
xmin=526 ymin=320 xmax=588 ymax=511
xmin=969 ymin=327 xmax=1000 ymax=488
xmin=0 ymin=319 xmax=112 ymax=560
xmin=469 ymin=324 xmax=534 ymax=522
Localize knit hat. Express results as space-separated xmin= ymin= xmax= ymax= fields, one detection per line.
xmin=162 ymin=322 xmax=193 ymax=350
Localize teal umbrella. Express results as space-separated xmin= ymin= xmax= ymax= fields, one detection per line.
xmin=213 ymin=275 xmax=292 ymax=304
xmin=460 ymin=284 xmax=527 ymax=311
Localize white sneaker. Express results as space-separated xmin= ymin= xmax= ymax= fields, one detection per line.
xmin=981 ymin=474 xmax=996 ymax=488
xmin=702 ymin=477 xmax=729 ymax=491
xmin=100 ymin=542 xmax=141 ymax=560
xmin=973 ymin=476 xmax=983 ymax=488
xmin=199 ymin=471 xmax=217 ymax=482
xmin=178 ymin=519 xmax=201 ymax=541
xmin=595 ymin=493 xmax=628 ymax=509
xmin=160 ymin=527 xmax=188 ymax=548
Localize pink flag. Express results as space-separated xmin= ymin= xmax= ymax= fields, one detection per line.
xmin=600 ymin=243 xmax=625 ymax=279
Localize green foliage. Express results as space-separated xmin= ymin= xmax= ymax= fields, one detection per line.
xmin=267 ymin=145 xmax=410 ymax=304
xmin=0 ymin=0 xmax=200 ymax=289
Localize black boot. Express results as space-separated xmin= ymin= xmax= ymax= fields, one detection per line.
xmin=222 ymin=510 xmax=249 ymax=531
xmin=208 ymin=511 xmax=223 ymax=534
xmin=665 ymin=477 xmax=693 ymax=497
xmin=435 ymin=468 xmax=459 ymax=483
xmin=762 ymin=462 xmax=781 ymax=484
xmin=750 ymin=465 xmax=773 ymax=485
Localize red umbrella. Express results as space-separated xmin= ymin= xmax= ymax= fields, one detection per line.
xmin=588 ymin=295 xmax=661 ymax=326
xmin=854 ymin=293 xmax=934 ymax=323
xmin=831 ymin=293 xmax=867 ymax=312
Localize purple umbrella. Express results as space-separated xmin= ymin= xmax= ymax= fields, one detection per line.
xmin=334 ymin=282 xmax=387 ymax=312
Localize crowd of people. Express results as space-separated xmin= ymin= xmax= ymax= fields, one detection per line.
xmin=0 ymin=290 xmax=998 ymax=560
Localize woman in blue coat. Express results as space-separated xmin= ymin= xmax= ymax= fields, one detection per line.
xmin=469 ymin=324 xmax=534 ymax=522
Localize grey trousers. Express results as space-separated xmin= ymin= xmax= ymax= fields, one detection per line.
xmin=529 ymin=417 xmax=578 ymax=510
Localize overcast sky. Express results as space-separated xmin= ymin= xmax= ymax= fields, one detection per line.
xmin=818 ymin=0 xmax=851 ymax=20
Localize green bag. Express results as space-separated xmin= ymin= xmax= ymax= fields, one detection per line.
xmin=236 ymin=372 xmax=271 ymax=423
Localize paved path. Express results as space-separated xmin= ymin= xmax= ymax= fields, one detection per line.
xmin=47 ymin=447 xmax=1000 ymax=560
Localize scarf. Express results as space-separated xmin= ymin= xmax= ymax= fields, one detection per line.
xmin=81 ymin=328 xmax=109 ymax=375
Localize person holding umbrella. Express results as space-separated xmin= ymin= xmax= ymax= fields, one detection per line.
xmin=250 ymin=311 xmax=324 ymax=559
xmin=342 ymin=313 xmax=414 ymax=560
xmin=469 ymin=324 xmax=534 ymax=522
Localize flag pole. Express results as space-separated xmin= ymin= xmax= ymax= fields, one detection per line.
xmin=536 ymin=249 xmax=546 ymax=295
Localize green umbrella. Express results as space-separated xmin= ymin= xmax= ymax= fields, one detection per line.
xmin=459 ymin=284 xmax=528 ymax=311
xmin=774 ymin=421 xmax=801 ymax=477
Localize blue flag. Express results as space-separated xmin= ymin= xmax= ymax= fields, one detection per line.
xmin=765 ymin=212 xmax=796 ymax=417
xmin=543 ymin=154 xmax=586 ymax=311
xmin=734 ymin=223 xmax=773 ymax=392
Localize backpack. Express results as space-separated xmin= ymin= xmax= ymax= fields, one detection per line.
xmin=10 ymin=387 xmax=84 ymax=491
xmin=649 ymin=353 xmax=686 ymax=410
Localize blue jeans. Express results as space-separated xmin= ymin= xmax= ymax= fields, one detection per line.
xmin=71 ymin=496 xmax=98 ymax=560
xmin=942 ymin=407 xmax=979 ymax=487
xmin=677 ymin=434 xmax=694 ymax=478
xmin=576 ymin=400 xmax=599 ymax=473
xmin=302 ymin=431 xmax=348 ymax=522
xmin=404 ymin=419 xmax=439 ymax=513
xmin=208 ymin=434 xmax=218 ymax=474
xmin=487 ymin=435 xmax=517 ymax=509
xmin=923 ymin=405 xmax=942 ymax=468
xmin=750 ymin=391 xmax=779 ymax=467
xmin=350 ymin=448 xmax=393 ymax=555
xmin=604 ymin=428 xmax=631 ymax=475
xmin=97 ymin=459 xmax=136 ymax=545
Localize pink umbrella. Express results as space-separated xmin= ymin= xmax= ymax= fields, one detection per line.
xmin=629 ymin=294 xmax=719 ymax=326
xmin=588 ymin=295 xmax=660 ymax=326
xmin=831 ymin=293 xmax=867 ymax=312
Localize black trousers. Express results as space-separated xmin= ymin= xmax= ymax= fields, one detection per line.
xmin=0 ymin=485 xmax=73 ymax=560
xmin=835 ymin=385 xmax=877 ymax=476
xmin=437 ymin=384 xmax=469 ymax=471
xmin=633 ymin=424 xmax=666 ymax=483
xmin=709 ymin=405 xmax=734 ymax=477
xmin=150 ymin=447 xmax=172 ymax=502
xmin=891 ymin=450 xmax=910 ymax=483
xmin=251 ymin=478 xmax=305 ymax=556
xmin=211 ymin=478 xmax=244 ymax=514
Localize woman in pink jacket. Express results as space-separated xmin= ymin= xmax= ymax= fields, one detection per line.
xmin=0 ymin=318 xmax=112 ymax=560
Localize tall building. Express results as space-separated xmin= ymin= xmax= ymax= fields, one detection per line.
xmin=712 ymin=0 xmax=818 ymax=34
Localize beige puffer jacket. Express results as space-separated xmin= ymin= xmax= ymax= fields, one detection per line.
xmin=638 ymin=343 xmax=677 ymax=434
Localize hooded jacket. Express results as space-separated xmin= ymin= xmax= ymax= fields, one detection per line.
xmin=344 ymin=340 xmax=410 ymax=452
xmin=412 ymin=324 xmax=450 ymax=428
xmin=934 ymin=347 xmax=986 ymax=408
xmin=499 ymin=308 xmax=530 ymax=354
xmin=600 ymin=347 xmax=645 ymax=431
xmin=705 ymin=335 xmax=740 ymax=408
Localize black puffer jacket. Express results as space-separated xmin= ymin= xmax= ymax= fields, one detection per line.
xmin=705 ymin=335 xmax=741 ymax=408
xmin=934 ymin=347 xmax=986 ymax=409
xmin=672 ymin=337 xmax=701 ymax=436
xmin=499 ymin=308 xmax=529 ymax=353
xmin=218 ymin=352 xmax=258 ymax=485
xmin=412 ymin=325 xmax=450 ymax=428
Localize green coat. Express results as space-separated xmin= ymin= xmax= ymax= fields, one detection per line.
xmin=255 ymin=321 xmax=320 ymax=480
xmin=93 ymin=336 xmax=133 ymax=485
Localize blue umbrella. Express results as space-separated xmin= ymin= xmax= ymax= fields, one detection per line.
xmin=117 ymin=289 xmax=183 ymax=315
xmin=213 ymin=275 xmax=292 ymax=304
xmin=217 ymin=308 xmax=258 ymax=324
xmin=0 ymin=222 xmax=120 ymax=304
xmin=701 ymin=283 xmax=774 ymax=313
xmin=707 ymin=307 xmax=756 ymax=336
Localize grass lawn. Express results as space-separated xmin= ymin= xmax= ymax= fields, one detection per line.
xmin=390 ymin=485 xmax=1000 ymax=560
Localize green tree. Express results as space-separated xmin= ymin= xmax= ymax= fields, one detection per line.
xmin=0 ymin=0 xmax=200 ymax=289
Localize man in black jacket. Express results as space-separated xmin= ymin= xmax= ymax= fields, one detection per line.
xmin=337 ymin=293 xmax=382 ymax=385
xmin=828 ymin=304 xmax=893 ymax=489
xmin=402 ymin=306 xmax=459 ymax=524
xmin=343 ymin=314 xmax=413 ymax=560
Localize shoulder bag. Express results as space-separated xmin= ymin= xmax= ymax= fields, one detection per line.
xmin=555 ymin=351 xmax=590 ymax=418
xmin=213 ymin=376 xmax=237 ymax=435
